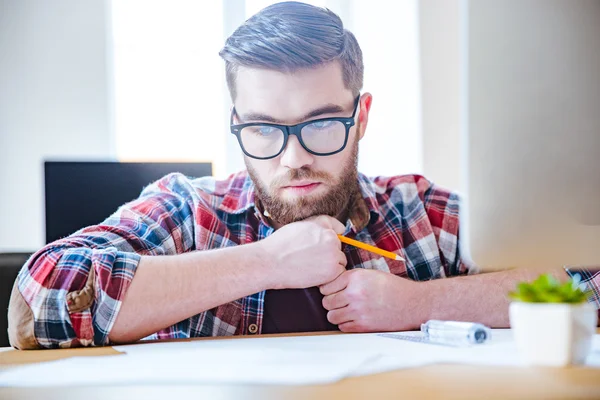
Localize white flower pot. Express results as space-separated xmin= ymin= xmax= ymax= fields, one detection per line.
xmin=509 ymin=302 xmax=598 ymax=366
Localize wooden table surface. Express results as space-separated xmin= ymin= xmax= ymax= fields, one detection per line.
xmin=1 ymin=330 xmax=600 ymax=400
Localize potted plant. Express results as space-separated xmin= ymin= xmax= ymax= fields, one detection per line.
xmin=509 ymin=273 xmax=597 ymax=366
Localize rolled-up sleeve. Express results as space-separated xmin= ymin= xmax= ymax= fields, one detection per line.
xmin=8 ymin=173 xmax=197 ymax=349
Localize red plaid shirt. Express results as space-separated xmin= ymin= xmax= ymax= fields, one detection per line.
xmin=14 ymin=170 xmax=596 ymax=348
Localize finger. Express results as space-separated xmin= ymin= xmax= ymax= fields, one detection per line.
xmin=328 ymin=218 xmax=346 ymax=235
xmin=307 ymin=215 xmax=330 ymax=228
xmin=327 ymin=307 xmax=353 ymax=325
xmin=331 ymin=218 xmax=346 ymax=235
xmin=320 ymin=270 xmax=350 ymax=295
xmin=338 ymin=251 xmax=347 ymax=267
xmin=322 ymin=291 xmax=349 ymax=311
xmin=310 ymin=215 xmax=345 ymax=235
xmin=338 ymin=321 xmax=360 ymax=333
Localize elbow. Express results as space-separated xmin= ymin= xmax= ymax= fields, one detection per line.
xmin=7 ymin=250 xmax=98 ymax=350
xmin=7 ymin=281 xmax=41 ymax=350
xmin=8 ymin=246 xmax=140 ymax=349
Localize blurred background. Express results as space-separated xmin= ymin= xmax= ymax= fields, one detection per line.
xmin=1 ymin=0 xmax=444 ymax=253
xmin=1 ymin=0 xmax=599 ymax=252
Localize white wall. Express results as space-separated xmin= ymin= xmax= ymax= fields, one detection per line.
xmin=0 ymin=0 xmax=114 ymax=252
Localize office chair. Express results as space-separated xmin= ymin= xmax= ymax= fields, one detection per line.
xmin=0 ymin=252 xmax=32 ymax=348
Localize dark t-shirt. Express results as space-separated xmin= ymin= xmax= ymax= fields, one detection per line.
xmin=261 ymin=287 xmax=339 ymax=334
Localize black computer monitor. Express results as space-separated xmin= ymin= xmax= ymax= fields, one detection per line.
xmin=44 ymin=161 xmax=212 ymax=244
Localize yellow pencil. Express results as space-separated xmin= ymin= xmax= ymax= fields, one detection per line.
xmin=337 ymin=235 xmax=405 ymax=261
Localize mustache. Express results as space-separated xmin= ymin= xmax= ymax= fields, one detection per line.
xmin=271 ymin=167 xmax=333 ymax=188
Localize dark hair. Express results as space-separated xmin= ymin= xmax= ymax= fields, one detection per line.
xmin=219 ymin=1 xmax=363 ymax=100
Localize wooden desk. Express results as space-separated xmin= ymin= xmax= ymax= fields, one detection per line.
xmin=1 ymin=331 xmax=600 ymax=400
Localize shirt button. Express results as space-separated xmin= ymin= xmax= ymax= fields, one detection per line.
xmin=248 ymin=323 xmax=258 ymax=334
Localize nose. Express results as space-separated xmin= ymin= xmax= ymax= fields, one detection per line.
xmin=279 ymin=134 xmax=314 ymax=170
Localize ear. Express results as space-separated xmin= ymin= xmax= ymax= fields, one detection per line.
xmin=357 ymin=93 xmax=373 ymax=140
xmin=230 ymin=105 xmax=238 ymax=124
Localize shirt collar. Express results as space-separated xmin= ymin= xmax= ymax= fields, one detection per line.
xmin=349 ymin=173 xmax=381 ymax=233
xmin=217 ymin=170 xmax=381 ymax=233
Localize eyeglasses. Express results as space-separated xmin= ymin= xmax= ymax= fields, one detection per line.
xmin=230 ymin=95 xmax=360 ymax=160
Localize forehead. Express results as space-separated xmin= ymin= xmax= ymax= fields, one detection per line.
xmin=234 ymin=61 xmax=353 ymax=119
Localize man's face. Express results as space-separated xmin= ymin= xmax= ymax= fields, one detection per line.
xmin=233 ymin=62 xmax=371 ymax=226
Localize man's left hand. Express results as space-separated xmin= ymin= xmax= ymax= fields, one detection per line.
xmin=320 ymin=268 xmax=428 ymax=332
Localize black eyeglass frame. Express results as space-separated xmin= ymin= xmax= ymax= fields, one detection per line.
xmin=230 ymin=95 xmax=361 ymax=160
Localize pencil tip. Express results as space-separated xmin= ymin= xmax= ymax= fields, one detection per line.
xmin=396 ymin=255 xmax=405 ymax=261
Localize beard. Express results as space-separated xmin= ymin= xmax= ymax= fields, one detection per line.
xmin=246 ymin=136 xmax=360 ymax=226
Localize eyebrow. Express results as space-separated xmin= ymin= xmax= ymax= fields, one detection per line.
xmin=237 ymin=103 xmax=347 ymax=124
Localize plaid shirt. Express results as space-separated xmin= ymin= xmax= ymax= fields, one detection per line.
xmin=14 ymin=171 xmax=599 ymax=348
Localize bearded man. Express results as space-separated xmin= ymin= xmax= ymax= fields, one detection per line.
xmin=9 ymin=1 xmax=596 ymax=349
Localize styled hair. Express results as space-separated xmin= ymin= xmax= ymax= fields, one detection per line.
xmin=219 ymin=1 xmax=363 ymax=100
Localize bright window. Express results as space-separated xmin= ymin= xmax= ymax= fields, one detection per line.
xmin=111 ymin=0 xmax=421 ymax=178
xmin=111 ymin=1 xmax=226 ymax=175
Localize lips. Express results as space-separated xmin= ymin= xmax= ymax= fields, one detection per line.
xmin=280 ymin=181 xmax=322 ymax=195
xmin=282 ymin=181 xmax=320 ymax=189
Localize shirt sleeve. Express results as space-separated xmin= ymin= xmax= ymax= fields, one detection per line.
xmin=9 ymin=173 xmax=198 ymax=349
xmin=418 ymin=177 xmax=478 ymax=277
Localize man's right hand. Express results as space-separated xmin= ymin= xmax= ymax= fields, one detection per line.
xmin=258 ymin=215 xmax=347 ymax=290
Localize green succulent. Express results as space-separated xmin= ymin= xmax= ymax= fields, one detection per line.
xmin=508 ymin=273 xmax=592 ymax=303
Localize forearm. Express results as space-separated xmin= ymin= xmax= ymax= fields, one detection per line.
xmin=110 ymin=242 xmax=272 ymax=343
xmin=423 ymin=268 xmax=570 ymax=327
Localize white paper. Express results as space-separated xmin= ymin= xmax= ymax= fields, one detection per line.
xmin=0 ymin=347 xmax=378 ymax=387
xmin=362 ymin=330 xmax=600 ymax=373
xmin=115 ymin=332 xmax=465 ymax=377
xmin=2 ymin=330 xmax=599 ymax=387
xmin=116 ymin=332 xmax=418 ymax=356
xmin=118 ymin=329 xmax=600 ymax=375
